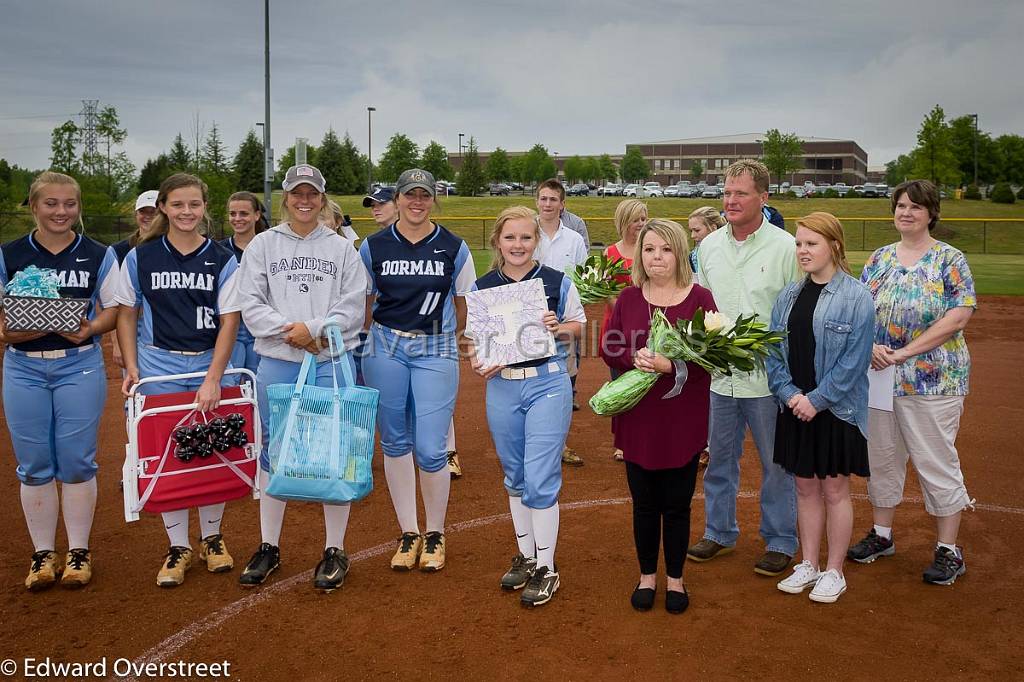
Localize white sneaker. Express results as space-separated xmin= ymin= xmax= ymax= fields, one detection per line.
xmin=777 ymin=560 xmax=820 ymax=594
xmin=809 ymin=569 xmax=847 ymax=603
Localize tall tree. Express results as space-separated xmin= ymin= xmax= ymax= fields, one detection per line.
xmin=598 ymin=154 xmax=617 ymax=182
xmin=50 ymin=120 xmax=80 ymax=174
xmin=486 ymin=147 xmax=511 ymax=182
xmin=885 ymin=153 xmax=916 ymax=186
xmin=317 ymin=128 xmax=349 ymax=194
xmin=761 ymin=129 xmax=803 ymax=187
xmin=201 ymin=122 xmax=230 ymax=175
xmin=522 ymin=144 xmax=556 ymax=184
xmin=690 ymin=160 xmax=704 ymax=180
xmin=509 ymin=155 xmax=525 ymax=184
xmin=232 ymin=129 xmax=265 ymax=193
xmin=563 ymin=156 xmax=584 ymax=183
xmin=339 ymin=133 xmax=367 ymax=194
xmin=420 ymin=141 xmax=455 ymax=181
xmin=138 ymin=154 xmax=173 ymax=193
xmin=377 ymin=133 xmax=419 ymax=182
xmin=949 ymin=116 xmax=985 ymax=186
xmin=911 ymin=105 xmax=960 ymax=186
xmin=457 ymin=137 xmax=486 ymax=197
xmin=168 ymin=133 xmax=193 ymax=171
xmin=995 ymin=134 xmax=1024 ymax=185
xmin=620 ymin=147 xmax=650 ymax=183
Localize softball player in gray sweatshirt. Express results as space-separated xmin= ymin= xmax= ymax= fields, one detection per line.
xmin=233 ymin=164 xmax=367 ymax=592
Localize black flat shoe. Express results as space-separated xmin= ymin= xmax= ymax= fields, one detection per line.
xmin=631 ymin=583 xmax=656 ymax=611
xmin=665 ymin=586 xmax=689 ymax=614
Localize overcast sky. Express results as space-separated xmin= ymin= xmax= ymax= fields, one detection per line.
xmin=1 ymin=0 xmax=1021 ymax=173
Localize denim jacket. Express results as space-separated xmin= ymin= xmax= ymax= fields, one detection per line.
xmin=766 ymin=271 xmax=875 ymax=437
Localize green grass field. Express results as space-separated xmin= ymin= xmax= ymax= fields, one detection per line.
xmin=2 ymin=194 xmax=1022 ymax=294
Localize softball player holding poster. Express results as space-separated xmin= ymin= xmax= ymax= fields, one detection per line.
xmin=467 ymin=206 xmax=585 ymax=607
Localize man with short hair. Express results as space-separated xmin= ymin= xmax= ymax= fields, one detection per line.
xmin=535 ymin=179 xmax=588 ymax=466
xmin=688 ymin=159 xmax=801 ymax=576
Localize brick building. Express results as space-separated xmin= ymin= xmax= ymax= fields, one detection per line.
xmin=630 ymin=133 xmax=868 ymax=186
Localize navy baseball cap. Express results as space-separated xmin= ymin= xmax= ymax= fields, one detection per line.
xmin=362 ymin=186 xmax=395 ymax=207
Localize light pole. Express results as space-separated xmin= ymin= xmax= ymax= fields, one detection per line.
xmin=971 ymin=113 xmax=979 ymax=187
xmin=458 ymin=132 xmax=465 ymax=163
xmin=367 ymin=106 xmax=376 ymax=193
xmin=262 ymin=0 xmax=272 ymax=214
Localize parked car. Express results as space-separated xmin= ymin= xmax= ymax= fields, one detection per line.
xmin=488 ymin=183 xmax=510 ymax=196
xmin=597 ymin=183 xmax=622 ymax=196
xmin=788 ymin=187 xmax=806 ymax=198
xmin=701 ymin=186 xmax=721 ymax=199
xmin=664 ymin=185 xmax=680 ymax=197
xmin=876 ymin=184 xmax=890 ymax=197
xmin=622 ymin=184 xmax=640 ymax=197
xmin=435 ymin=181 xmax=457 ymax=195
xmin=567 ymin=183 xmax=590 ymax=196
xmin=644 ymin=186 xmax=664 ymax=197
xmin=860 ymin=183 xmax=881 ymax=197
xmin=678 ymin=185 xmax=701 ymax=198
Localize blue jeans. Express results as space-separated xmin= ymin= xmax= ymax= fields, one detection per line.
xmin=701 ymin=393 xmax=798 ymax=556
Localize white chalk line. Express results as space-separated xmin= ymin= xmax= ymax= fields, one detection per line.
xmin=115 ymin=490 xmax=1023 ymax=680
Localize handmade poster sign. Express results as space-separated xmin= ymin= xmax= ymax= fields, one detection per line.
xmin=465 ymin=278 xmax=555 ymax=367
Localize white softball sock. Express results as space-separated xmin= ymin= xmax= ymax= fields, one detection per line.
xmin=198 ymin=502 xmax=226 ymax=539
xmin=531 ymin=504 xmax=560 ymax=571
xmin=323 ymin=502 xmax=351 ymax=550
xmin=508 ymin=495 xmax=535 ymax=557
xmin=420 ymin=467 xmax=451 ymax=534
xmin=384 ymin=452 xmax=419 ymax=534
xmin=61 ymin=478 xmax=97 ymax=549
xmin=21 ymin=481 xmax=59 ymax=552
xmin=446 ymin=419 xmax=457 ymax=451
xmin=161 ymin=509 xmax=191 ymax=548
xmin=258 ymin=469 xmax=287 ymax=546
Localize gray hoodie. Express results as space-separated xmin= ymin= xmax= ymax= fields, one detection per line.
xmin=237 ymin=223 xmax=366 ymax=362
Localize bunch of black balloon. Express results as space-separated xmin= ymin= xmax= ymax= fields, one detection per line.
xmin=173 ymin=413 xmax=248 ymax=462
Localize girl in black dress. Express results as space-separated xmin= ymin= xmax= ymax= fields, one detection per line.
xmin=766 ymin=212 xmax=875 ymax=604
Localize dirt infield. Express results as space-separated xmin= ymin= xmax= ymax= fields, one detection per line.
xmin=1 ymin=298 xmax=1022 ymax=681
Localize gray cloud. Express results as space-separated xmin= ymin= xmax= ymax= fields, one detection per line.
xmin=1 ymin=0 xmax=1021 ymax=172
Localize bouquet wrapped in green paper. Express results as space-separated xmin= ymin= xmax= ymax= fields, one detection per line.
xmin=589 ymin=308 xmax=785 ymax=416
xmin=567 ymin=254 xmax=631 ymax=305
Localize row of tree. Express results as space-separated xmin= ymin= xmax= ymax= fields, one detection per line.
xmin=887 ymin=105 xmax=1024 ymax=189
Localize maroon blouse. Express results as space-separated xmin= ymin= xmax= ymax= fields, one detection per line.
xmin=599 ymin=284 xmax=718 ymax=470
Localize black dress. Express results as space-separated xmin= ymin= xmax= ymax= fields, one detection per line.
xmin=773 ymin=280 xmax=870 ymax=479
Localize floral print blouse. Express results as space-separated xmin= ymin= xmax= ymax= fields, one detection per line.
xmin=861 ymin=241 xmax=976 ymax=396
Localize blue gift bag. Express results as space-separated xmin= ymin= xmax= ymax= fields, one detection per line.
xmin=265 ymin=324 xmax=378 ymax=504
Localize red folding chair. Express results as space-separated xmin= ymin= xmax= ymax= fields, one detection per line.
xmin=122 ymin=369 xmax=261 ymax=523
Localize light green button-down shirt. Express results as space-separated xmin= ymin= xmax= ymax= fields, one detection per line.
xmin=697 ymin=217 xmax=801 ymax=398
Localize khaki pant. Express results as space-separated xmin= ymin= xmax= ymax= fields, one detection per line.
xmin=867 ymin=396 xmax=971 ymax=517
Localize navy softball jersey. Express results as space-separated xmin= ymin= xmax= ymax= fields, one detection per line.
xmin=112 ymin=238 xmax=133 ymax=264
xmin=359 ymin=223 xmax=475 ymax=335
xmin=0 ymin=232 xmax=120 ymax=352
xmin=472 ymin=264 xmax=586 ymax=368
xmin=115 ymin=236 xmax=240 ymax=352
xmin=220 ymin=236 xmax=245 ymax=263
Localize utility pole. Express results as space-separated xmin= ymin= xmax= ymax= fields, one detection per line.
xmin=78 ymin=99 xmax=99 ymax=173
xmin=263 ymin=0 xmax=273 ymax=214
xmin=367 ymin=106 xmax=376 ymax=193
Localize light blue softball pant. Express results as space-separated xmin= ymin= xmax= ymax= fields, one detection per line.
xmin=485 ymin=361 xmax=571 ymax=509
xmin=3 ymin=344 xmax=106 ymax=485
xmin=360 ymin=325 xmax=458 ymax=473
xmin=254 ymin=354 xmax=356 ymax=472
